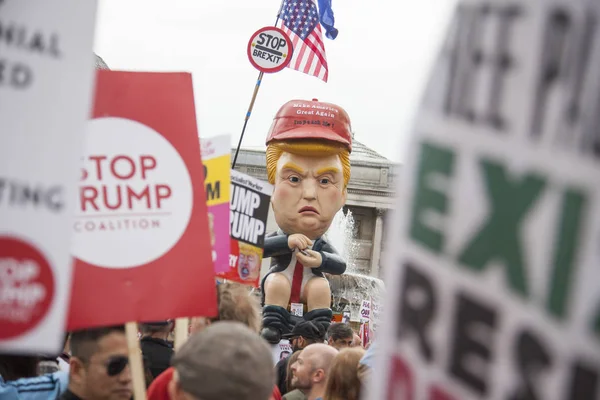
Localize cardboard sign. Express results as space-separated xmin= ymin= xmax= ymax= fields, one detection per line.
xmin=68 ymin=71 xmax=217 ymax=330
xmin=370 ymin=1 xmax=600 ymax=399
xmin=360 ymin=299 xmax=371 ymax=323
xmin=342 ymin=310 xmax=351 ymax=324
xmin=220 ymin=171 xmax=272 ymax=287
xmin=371 ymin=298 xmax=382 ymax=332
xmin=200 ymin=135 xmax=231 ymax=274
xmin=0 ymin=0 xmax=97 ymax=354
xmin=360 ymin=320 xmax=370 ymax=348
xmin=247 ymin=26 xmax=293 ymax=73
xmin=291 ymin=302 xmax=304 ymax=317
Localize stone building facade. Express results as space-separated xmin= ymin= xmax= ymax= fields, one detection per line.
xmin=232 ymin=139 xmax=399 ymax=279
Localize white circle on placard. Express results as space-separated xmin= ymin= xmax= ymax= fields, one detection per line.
xmin=72 ymin=117 xmax=193 ymax=268
xmin=247 ymin=26 xmax=293 ymax=73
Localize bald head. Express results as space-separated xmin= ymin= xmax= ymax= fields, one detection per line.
xmin=291 ymin=343 xmax=339 ymax=393
xmin=303 ymin=343 xmax=338 ymax=373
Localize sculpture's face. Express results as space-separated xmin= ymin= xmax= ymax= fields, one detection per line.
xmin=271 ymin=152 xmax=346 ymax=239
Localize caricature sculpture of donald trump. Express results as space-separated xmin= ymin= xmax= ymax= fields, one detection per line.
xmin=260 ymin=98 xmax=351 ymax=344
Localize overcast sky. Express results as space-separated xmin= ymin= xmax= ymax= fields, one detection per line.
xmin=94 ymin=0 xmax=457 ymax=162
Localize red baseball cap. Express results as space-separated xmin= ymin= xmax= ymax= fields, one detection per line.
xmin=266 ymin=99 xmax=352 ymax=152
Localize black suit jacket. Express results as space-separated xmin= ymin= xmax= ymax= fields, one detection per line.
xmin=140 ymin=337 xmax=173 ymax=380
xmin=260 ymin=231 xmax=346 ymax=303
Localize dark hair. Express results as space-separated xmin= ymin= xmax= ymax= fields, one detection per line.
xmin=70 ymin=325 xmax=125 ymax=361
xmin=0 ymin=355 xmax=40 ymax=381
xmin=327 ymin=323 xmax=354 ymax=342
xmin=140 ymin=323 xmax=171 ymax=335
xmin=211 ymin=282 xmax=261 ymax=333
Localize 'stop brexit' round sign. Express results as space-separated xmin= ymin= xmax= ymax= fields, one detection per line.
xmin=247 ymin=26 xmax=293 ymax=73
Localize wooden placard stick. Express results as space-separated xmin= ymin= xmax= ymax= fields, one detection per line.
xmin=174 ymin=317 xmax=189 ymax=351
xmin=125 ymin=322 xmax=147 ymax=400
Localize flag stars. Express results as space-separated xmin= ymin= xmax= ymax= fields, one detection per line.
xmin=277 ymin=0 xmax=328 ymax=81
xmin=281 ymin=0 xmax=319 ymax=39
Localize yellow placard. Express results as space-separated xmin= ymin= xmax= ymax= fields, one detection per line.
xmin=203 ymin=155 xmax=230 ymax=207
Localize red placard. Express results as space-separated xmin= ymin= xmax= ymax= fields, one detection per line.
xmin=219 ymin=238 xmax=261 ymax=288
xmin=68 ymin=71 xmax=217 ymax=330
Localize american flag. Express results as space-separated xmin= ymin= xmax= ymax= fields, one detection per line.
xmin=279 ymin=0 xmax=329 ymax=82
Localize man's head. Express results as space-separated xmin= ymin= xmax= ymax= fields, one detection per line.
xmin=285 ymin=350 xmax=302 ymax=393
xmin=190 ymin=282 xmax=261 ymax=335
xmin=290 ymin=343 xmax=338 ymax=393
xmin=266 ymin=99 xmax=352 ymax=239
xmin=352 ymin=333 xmax=362 ymax=348
xmin=283 ymin=321 xmax=323 ymax=352
xmin=169 ymin=322 xmax=274 ymax=400
xmin=68 ymin=325 xmax=132 ymax=400
xmin=326 ymin=323 xmax=354 ymax=350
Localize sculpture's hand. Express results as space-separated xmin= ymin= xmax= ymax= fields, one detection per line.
xmin=288 ymin=233 xmax=312 ymax=252
xmin=295 ymin=249 xmax=322 ymax=268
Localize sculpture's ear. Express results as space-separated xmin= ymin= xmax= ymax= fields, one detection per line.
xmin=270 ymin=189 xmax=276 ymax=205
xmin=341 ymin=187 xmax=348 ymax=205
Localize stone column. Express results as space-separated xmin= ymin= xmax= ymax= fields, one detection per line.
xmin=370 ymin=208 xmax=385 ymax=278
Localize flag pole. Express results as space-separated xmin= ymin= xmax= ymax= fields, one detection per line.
xmin=232 ymin=0 xmax=286 ymax=169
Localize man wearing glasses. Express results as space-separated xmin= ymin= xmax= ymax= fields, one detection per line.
xmin=61 ymin=326 xmax=132 ymax=400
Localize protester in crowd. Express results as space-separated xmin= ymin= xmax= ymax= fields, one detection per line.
xmin=37 ymin=356 xmax=61 ymax=375
xmin=358 ymin=340 xmax=376 ymax=369
xmin=36 ymin=333 xmax=73 ymax=375
xmin=357 ymin=340 xmax=377 ymax=386
xmin=0 ymin=339 xmax=73 ymax=399
xmin=139 ymin=320 xmax=174 ymax=380
xmin=167 ymin=321 xmax=274 ymax=400
xmin=188 ymin=316 xmax=210 ymax=334
xmin=282 ymin=351 xmax=306 ymax=400
xmin=0 ymin=355 xmax=40 ymax=381
xmin=351 ymin=333 xmax=362 ymax=348
xmin=271 ymin=385 xmax=283 ymax=400
xmin=283 ymin=351 xmax=301 ymax=397
xmin=289 ymin=344 xmax=338 ymax=400
xmin=325 ymin=323 xmax=354 ymax=350
xmin=61 ymin=325 xmax=132 ymax=400
xmin=323 ymin=347 xmax=365 ymax=400
xmin=189 ymin=282 xmax=261 ymax=335
xmin=147 ymin=281 xmax=265 ymax=400
xmin=357 ymin=362 xmax=370 ymax=388
xmin=0 ymin=367 xmax=69 ymax=400
xmin=142 ymin=357 xmax=155 ymax=389
xmin=276 ymin=321 xmax=323 ymax=395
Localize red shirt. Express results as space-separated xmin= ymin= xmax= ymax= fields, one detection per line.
xmin=147 ymin=366 xmax=173 ymax=400
xmin=271 ymin=385 xmax=282 ymax=400
xmin=147 ymin=366 xmax=282 ymax=400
